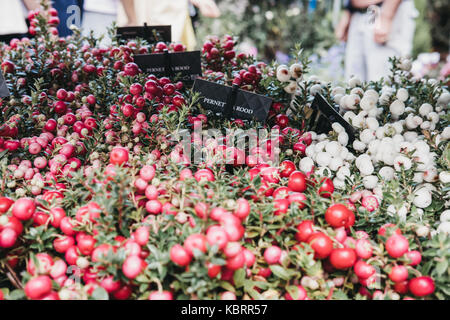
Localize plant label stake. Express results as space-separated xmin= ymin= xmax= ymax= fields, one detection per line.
xmin=309 ymin=93 xmax=356 ymax=143
xmin=117 ymin=24 xmax=171 ymax=43
xmin=192 ymin=79 xmax=272 ymax=122
xmin=0 ymin=71 xmax=10 ymax=98
xmin=134 ymin=51 xmax=202 ymax=83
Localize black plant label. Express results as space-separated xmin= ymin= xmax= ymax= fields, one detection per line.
xmin=193 ymin=79 xmax=272 ymax=122
xmin=0 ymin=71 xmax=10 ymax=98
xmin=134 ymin=51 xmax=202 ymax=83
xmin=309 ymin=93 xmax=356 ymax=143
xmin=116 ymin=25 xmax=171 ymax=43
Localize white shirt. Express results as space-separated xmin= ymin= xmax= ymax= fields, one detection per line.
xmin=117 ymin=0 xmax=190 ymax=43
xmin=84 ymin=0 xmax=119 ymax=15
xmin=0 ymin=0 xmax=28 ymax=35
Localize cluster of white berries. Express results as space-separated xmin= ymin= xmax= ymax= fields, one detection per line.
xmin=437 ymin=210 xmax=450 ymax=235
xmin=299 ymin=130 xmax=355 ymax=190
xmin=276 ymin=63 xmax=303 ymax=94
xmin=292 ymin=70 xmax=449 ymax=220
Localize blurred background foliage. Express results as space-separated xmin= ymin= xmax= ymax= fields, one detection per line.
xmin=412 ymin=0 xmax=432 ymax=58
xmin=194 ymin=0 xmax=449 ymax=63
xmin=426 ymin=0 xmax=450 ymax=53
xmin=194 ymin=0 xmax=336 ymax=62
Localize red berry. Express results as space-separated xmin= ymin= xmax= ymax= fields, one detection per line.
xmin=243 ymin=249 xmax=255 ymax=267
xmin=0 ymin=197 xmax=14 ymax=214
xmin=288 ymin=192 xmax=307 ymax=209
xmin=1 ymin=60 xmax=15 ymax=73
xmin=274 ymin=198 xmax=290 ymax=215
xmin=308 ymin=232 xmax=333 ymax=259
xmin=325 ymin=204 xmax=353 ymax=228
xmin=0 ymin=228 xmax=17 ymax=248
xmin=27 ymin=253 xmax=53 ymax=276
xmin=285 ymin=285 xmax=307 ymax=300
xmin=408 ymin=276 xmax=435 ymax=297
xmin=318 ymin=178 xmax=334 ymax=198
xmin=25 ymin=276 xmax=52 ymax=300
xmin=280 ymin=160 xmax=296 ymax=178
xmin=394 ymin=280 xmax=409 ymax=294
xmin=355 ymin=239 xmax=373 ymax=259
xmin=264 ymin=246 xmax=282 ymax=265
xmin=130 ymin=83 xmax=143 ymax=96
xmin=405 ymin=250 xmax=422 ymax=266
xmin=53 ymin=235 xmax=75 ymax=253
xmin=134 ymin=226 xmax=149 ymax=246
xmin=354 ymin=260 xmax=376 ymax=279
xmin=329 ymin=248 xmax=357 ymax=269
xmin=226 ymin=251 xmax=245 ymax=270
xmin=123 ymin=62 xmax=140 ymax=76
xmin=145 ymin=200 xmax=162 ymax=215
xmin=113 ymin=285 xmax=132 ymax=300
xmin=207 ymin=263 xmax=221 ymax=278
xmin=389 ymin=265 xmax=409 ymax=283
xmin=148 ymin=291 xmax=173 ymax=300
xmin=295 ymin=220 xmax=314 ymax=242
xmin=56 ymin=89 xmax=68 ymax=100
xmin=288 ymin=171 xmax=307 ymax=192
xmin=184 ymin=234 xmax=207 ymax=256
xmin=139 ymin=165 xmax=155 ymax=182
xmin=122 ymin=255 xmax=143 ymax=279
xmin=12 ymin=198 xmax=35 ymax=221
xmin=234 ymin=198 xmax=250 ymax=220
xmin=170 ymin=244 xmax=191 ymax=266
xmin=385 ymin=234 xmax=409 ymax=258
xmin=49 ymin=207 xmax=66 ymax=228
xmin=378 ymin=223 xmax=402 ymax=237
xmin=109 ymin=147 xmax=129 ymax=165
xmin=194 ymin=168 xmax=215 ymax=182
xmin=100 ymin=276 xmax=121 ymax=293
xmin=206 ymin=225 xmax=229 ymax=250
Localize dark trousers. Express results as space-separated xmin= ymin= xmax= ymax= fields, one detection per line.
xmin=0 ymin=33 xmax=27 ymax=44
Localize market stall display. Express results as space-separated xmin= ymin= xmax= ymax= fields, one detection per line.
xmin=0 ymin=5 xmax=449 ymax=301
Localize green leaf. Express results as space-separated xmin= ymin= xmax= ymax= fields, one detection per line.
xmin=286 ymin=285 xmax=299 ymax=300
xmin=252 ymin=281 xmax=269 ymax=290
xmin=139 ymin=283 xmax=149 ymax=292
xmin=247 ymin=287 xmax=261 ymax=300
xmin=246 ymin=231 xmax=259 ymax=238
xmin=220 ymin=281 xmax=236 ymax=293
xmin=7 ymin=289 xmax=26 ymax=300
xmin=135 ymin=275 xmax=149 ymax=282
xmin=233 ymin=268 xmax=246 ymax=288
xmin=91 ymin=287 xmax=109 ymax=300
xmin=435 ymin=259 xmax=449 ymax=276
xmin=269 ymin=265 xmax=290 ymax=281
xmin=210 ymin=257 xmax=226 ymax=266
xmin=332 ymin=291 xmax=349 ymax=300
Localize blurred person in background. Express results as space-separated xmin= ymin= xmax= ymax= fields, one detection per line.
xmin=118 ymin=0 xmax=220 ymax=50
xmin=0 ymin=0 xmax=39 ymax=43
xmin=82 ymin=0 xmax=139 ymax=44
xmin=335 ymin=0 xmax=417 ymax=82
xmin=82 ymin=0 xmax=120 ymax=39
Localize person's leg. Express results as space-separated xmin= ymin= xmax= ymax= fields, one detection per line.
xmin=385 ymin=0 xmax=416 ymax=57
xmin=365 ymin=42 xmax=396 ymax=82
xmin=345 ymin=13 xmax=367 ymax=82
xmin=366 ymin=1 xmax=417 ymax=81
xmin=82 ymin=11 xmax=116 ymax=44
